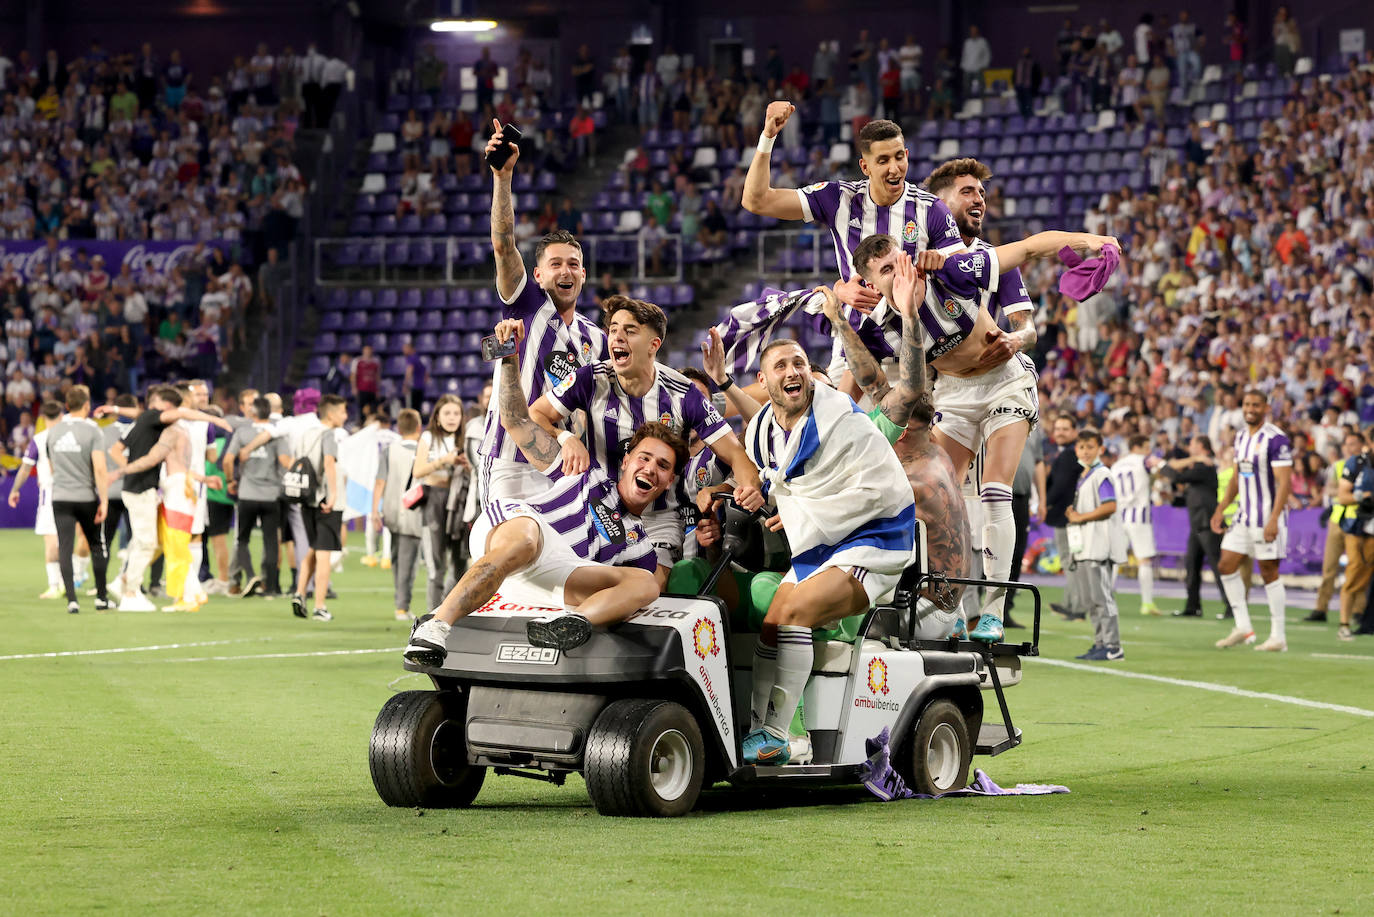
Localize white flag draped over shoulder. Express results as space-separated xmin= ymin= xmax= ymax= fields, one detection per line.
xmin=339 ymin=424 xmax=381 ymax=522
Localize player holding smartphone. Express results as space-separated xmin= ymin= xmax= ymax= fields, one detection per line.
xmin=478 ymin=119 xmax=608 ymax=504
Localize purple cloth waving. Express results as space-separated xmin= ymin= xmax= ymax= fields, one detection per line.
xmin=1058 ymin=243 xmax=1121 ymax=301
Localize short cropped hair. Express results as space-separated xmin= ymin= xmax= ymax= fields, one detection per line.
xmin=65 ymin=385 xmax=90 ymax=411
xmin=853 ymin=233 xmax=899 ymax=279
xmin=627 ymin=421 xmax=689 ymax=476
xmin=924 ymin=157 xmax=993 ymax=195
xmin=114 ymin=393 xmax=138 ymax=409
xmin=40 ymin=400 xmax=63 ymax=420
xmin=152 ymin=385 xmax=182 ymax=407
xmin=857 ymin=119 xmax=904 ymax=155
xmin=534 ymin=229 xmax=583 ymax=265
xmin=681 ymin=367 xmax=711 ymax=389
xmin=759 ymin=337 xmax=806 ymax=363
xmin=604 ymin=295 xmax=667 ymax=342
xmin=252 ymin=396 xmax=271 ymax=421
xmin=317 ymin=394 xmax=347 ymax=417
xmin=397 ymin=408 xmax=422 ymax=436
xmin=1077 ymin=428 xmax=1104 ymax=446
xmin=1128 ymin=434 xmax=1150 ymax=450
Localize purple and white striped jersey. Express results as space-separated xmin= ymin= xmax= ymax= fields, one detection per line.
xmin=23 ymin=429 xmax=53 ymax=488
xmin=1109 ymin=453 xmax=1152 ymax=524
xmin=968 ymin=237 xmax=1033 ymax=318
xmin=479 ymin=273 xmax=608 ymax=464
xmin=485 ymin=464 xmax=657 ymax=572
xmin=1233 ymin=423 xmax=1293 ymax=527
xmin=797 ymin=180 xmax=965 ymax=280
xmin=545 ymin=362 xmax=729 ymax=512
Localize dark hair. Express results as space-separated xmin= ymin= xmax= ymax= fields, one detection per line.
xmin=924 ymin=157 xmax=993 ymax=195
xmin=152 ymin=385 xmax=182 ymax=407
xmin=425 ymin=394 xmax=463 ymax=439
xmin=681 ymin=367 xmax=711 ymax=389
xmin=1054 ymin=413 xmax=1078 ymax=428
xmin=603 ymin=295 xmax=668 ymax=342
xmin=534 ymin=229 xmax=583 ymax=265
xmin=317 ymin=394 xmax=347 ymax=417
xmin=853 ymin=233 xmax=899 ymax=279
xmin=252 ymin=396 xmax=271 ymax=421
xmin=809 ymin=362 xmax=831 ymax=381
xmin=1193 ymin=434 xmax=1214 ymax=456
xmin=1127 ymin=434 xmax=1149 ymax=450
xmin=397 ymin=408 xmax=422 ymax=436
xmin=857 ymin=119 xmax=903 ymax=155
xmin=909 ymin=392 xmax=935 ymax=427
xmin=627 ymin=421 xmax=689 ymax=476
xmin=1077 ymin=428 xmax=1103 ymax=446
xmin=114 ymin=393 xmax=137 ymax=409
xmin=40 ymin=400 xmax=63 ymax=420
xmin=1241 ymin=388 xmax=1268 ymax=405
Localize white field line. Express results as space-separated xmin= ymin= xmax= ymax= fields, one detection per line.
xmin=1310 ymin=653 xmax=1374 ymax=662
xmin=158 ymin=647 xmax=398 ymax=663
xmin=1032 ymin=657 xmax=1374 ymax=718
xmin=0 ymin=637 xmax=270 ymax=662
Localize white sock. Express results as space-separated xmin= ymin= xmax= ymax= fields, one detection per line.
xmin=1138 ymin=562 xmax=1154 ymax=606
xmin=187 ymin=543 xmax=204 ymax=601
xmin=763 ymin=625 xmax=813 ymax=740
xmin=74 ymin=555 xmax=90 ymax=580
xmin=45 ymin=562 xmax=61 ymax=588
xmin=1221 ymin=571 xmax=1252 ymax=633
xmin=750 ymin=641 xmax=778 ymax=732
xmin=979 ymin=482 xmax=1014 ymax=617
xmin=365 ymin=524 xmax=378 ymax=557
xmin=381 ymin=526 xmax=392 ymax=558
xmin=1265 ymin=580 xmax=1286 ymax=642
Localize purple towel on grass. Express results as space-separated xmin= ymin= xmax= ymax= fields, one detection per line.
xmin=859 ymin=726 xmax=1070 ymax=802
xmin=1057 ymin=243 xmax=1121 ymax=301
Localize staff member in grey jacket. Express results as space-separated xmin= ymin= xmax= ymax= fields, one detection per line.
xmin=378 ymin=409 xmax=425 ymax=620
xmin=224 ymin=397 xmax=290 ymax=597
xmin=47 ymin=385 xmax=110 ymax=613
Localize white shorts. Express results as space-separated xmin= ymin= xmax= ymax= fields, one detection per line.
xmin=783 ymin=562 xmax=903 ymax=607
xmin=933 ymin=354 xmax=1039 ymax=453
xmin=35 ymin=486 xmax=55 ymax=536
xmin=482 ymin=455 xmax=555 ymax=505
xmin=468 ymin=501 xmax=600 ymax=606
xmin=642 ymin=504 xmax=685 ymax=570
xmin=191 ymin=492 xmax=208 ymax=536
xmin=1123 ymin=521 xmax=1157 ymax=560
xmin=1221 ymin=522 xmax=1288 ymax=561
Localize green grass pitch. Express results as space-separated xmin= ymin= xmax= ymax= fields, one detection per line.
xmin=1 ymin=528 xmax=1372 ymax=915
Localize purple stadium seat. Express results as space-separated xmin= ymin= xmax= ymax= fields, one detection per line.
xmin=395 ymin=310 xmax=420 ymax=331
xmin=434 ymin=354 xmax=459 ymax=376
xmin=383 ymin=355 xmax=407 ymax=377
xmin=420 ymin=310 xmax=444 ymax=332
xmin=423 ymin=214 xmax=447 ymax=234
xmin=450 ymin=288 xmax=472 ymax=307
xmin=367 ymin=333 xmax=389 ymax=352
xmin=306 ymin=355 xmax=330 ymax=376
xmin=348 ymin=215 xmax=373 ymax=234
xmin=400 ymin=288 xmax=422 ymax=309
xmin=320 ymin=312 xmax=344 ymax=331
xmin=352 ymin=289 xmax=375 ymax=309
xmin=367 ymin=311 xmax=394 ymax=331
xmin=314 ymin=333 xmax=337 ymax=354
xmin=415 ymin=332 xmax=439 ymax=354
xmin=343 ymin=311 xmax=368 ymax=331
xmin=536 ymin=172 xmax=557 ymax=192
xmin=377 ymin=288 xmax=399 ymax=309
xmin=338 ymin=333 xmax=363 ymax=352
xmin=375 ymin=214 xmax=398 ymax=235
xmin=324 ymin=289 xmax=348 ymax=311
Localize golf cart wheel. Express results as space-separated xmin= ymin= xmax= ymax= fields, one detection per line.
xmin=901 ymin=699 xmax=972 ymax=796
xmin=370 ymin=691 xmax=485 ymax=808
xmin=584 ymin=699 xmax=705 ymax=817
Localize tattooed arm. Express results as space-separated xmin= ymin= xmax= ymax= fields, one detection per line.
xmin=906 ymin=449 xmax=969 ymax=611
xmin=1007 ymin=310 xmax=1038 ymax=355
xmin=113 ymin=426 xmax=175 ymax=478
xmin=872 ymin=255 xmax=930 ymax=429
xmin=492 ymin=320 xmax=562 ymax=471
xmin=815 ymin=285 xmax=891 ymax=404
xmin=487 ymin=120 xmax=525 ymax=301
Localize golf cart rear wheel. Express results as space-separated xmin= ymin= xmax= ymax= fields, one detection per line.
xmin=584 ymin=699 xmax=705 ymax=817
xmin=370 ymin=690 xmax=485 ymax=808
xmin=901 ymin=699 xmax=972 ymax=796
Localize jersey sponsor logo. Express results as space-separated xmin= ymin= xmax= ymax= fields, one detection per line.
xmin=703 ymin=403 xmax=723 ymax=426
xmin=590 ymin=501 xmax=627 ymax=544
xmin=544 ymin=350 xmax=578 ymax=386
xmin=1238 ymin=460 xmax=1255 ymax=477
xmin=957 ymin=253 xmax=985 ymax=275
xmin=848 ymin=217 xmax=862 ymax=228
xmin=495 ymin=643 xmax=560 ymax=664
xmin=803 ymin=181 xmax=828 ymax=193
xmin=552 ymin=373 xmax=576 ymax=398
xmin=928 ymin=332 xmax=967 ymax=359
xmin=945 ymin=212 xmax=958 ymax=233
xmin=50 ymin=431 xmax=82 ymax=453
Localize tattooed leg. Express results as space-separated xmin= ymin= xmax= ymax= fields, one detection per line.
xmin=432 ymin=517 xmax=541 ymax=624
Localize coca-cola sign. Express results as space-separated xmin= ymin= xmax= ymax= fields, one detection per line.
xmin=0 ymin=240 xmax=231 ymax=281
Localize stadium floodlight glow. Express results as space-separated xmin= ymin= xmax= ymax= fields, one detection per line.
xmin=430 ymin=19 xmax=498 ymax=32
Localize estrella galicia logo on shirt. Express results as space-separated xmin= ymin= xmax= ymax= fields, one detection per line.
xmin=902 ymin=220 xmax=918 ymax=244
xmin=590 ymin=501 xmax=627 ymax=544
xmin=544 ymin=351 xmax=578 ymax=387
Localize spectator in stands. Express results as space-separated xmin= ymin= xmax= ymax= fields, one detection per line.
xmin=1273 ymin=6 xmax=1301 ymax=76
xmin=961 ymin=25 xmax=991 ymax=98
xmin=1145 ymin=54 xmax=1170 ymax=122
xmin=571 ymin=45 xmax=596 ymax=108
xmin=569 ymin=106 xmax=596 ymax=167
xmin=401 ymin=340 xmax=426 ymax=411
xmin=352 ymin=344 xmax=381 ymax=417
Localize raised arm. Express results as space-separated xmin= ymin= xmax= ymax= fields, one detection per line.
xmin=700 ymin=326 xmax=764 ymax=423
xmin=991 ymin=230 xmax=1121 ymax=273
xmin=741 ymin=101 xmax=806 ymax=220
xmin=874 ymin=256 xmax=930 ymax=429
xmin=493 ymin=320 xmax=562 ymax=471
xmin=815 ymin=285 xmax=892 ymax=405
xmin=487 ymin=120 xmax=525 ymax=301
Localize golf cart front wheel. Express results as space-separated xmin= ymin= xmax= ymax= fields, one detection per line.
xmin=584 ymin=699 xmax=705 ymax=817
xmin=903 ymin=699 xmax=972 ymax=795
xmin=370 ymin=691 xmax=485 ymax=808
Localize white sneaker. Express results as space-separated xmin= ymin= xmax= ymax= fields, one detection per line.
xmin=118 ymin=592 xmax=157 ymax=613
xmin=38 ymin=586 xmax=63 ymax=600
xmin=1215 ymin=628 xmax=1256 ymax=648
xmin=394 ymin=609 xmax=414 ymax=622
xmin=1254 ymin=636 xmax=1288 ymax=652
xmin=788 ymin=733 xmax=814 ymax=765
xmin=404 ymin=618 xmax=451 ymax=665
xmin=204 ymin=579 xmax=229 ymax=596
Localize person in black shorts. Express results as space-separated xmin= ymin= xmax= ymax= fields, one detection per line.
xmin=292 ymin=394 xmax=348 ymax=621
xmin=45 ymin=385 xmax=111 ymax=613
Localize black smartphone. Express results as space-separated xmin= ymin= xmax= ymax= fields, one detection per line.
xmin=481 ymin=333 xmax=519 ymax=362
xmin=485 ymin=124 xmax=523 ymax=171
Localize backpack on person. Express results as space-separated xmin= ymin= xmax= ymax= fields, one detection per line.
xmin=283 ymin=429 xmax=326 ymax=505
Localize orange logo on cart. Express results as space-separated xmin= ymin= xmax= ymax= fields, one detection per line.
xmin=692 ymin=618 xmax=720 ymax=659
xmin=867 ymin=658 xmax=890 ymax=695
